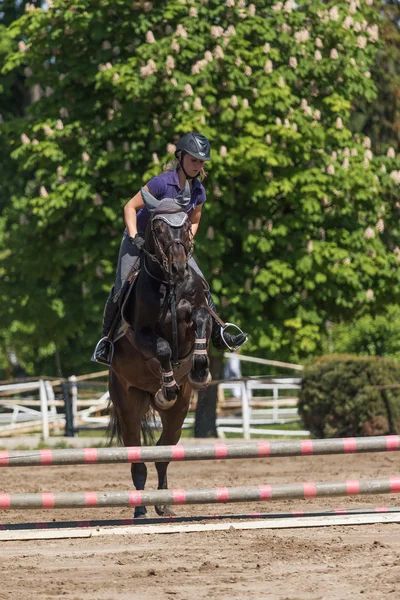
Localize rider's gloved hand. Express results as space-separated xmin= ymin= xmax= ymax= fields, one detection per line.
xmin=129 ymin=234 xmax=145 ymax=250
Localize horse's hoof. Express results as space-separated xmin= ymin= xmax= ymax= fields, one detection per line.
xmin=188 ymin=370 xmax=212 ymax=390
xmin=155 ymin=504 xmax=177 ymax=517
xmin=154 ymin=389 xmax=177 ymax=410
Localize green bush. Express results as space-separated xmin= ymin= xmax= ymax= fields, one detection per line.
xmin=298 ymin=354 xmax=400 ymax=438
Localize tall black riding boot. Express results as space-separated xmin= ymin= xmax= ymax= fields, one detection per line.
xmin=91 ymin=289 xmax=120 ymax=366
xmin=207 ymin=290 xmax=247 ymax=351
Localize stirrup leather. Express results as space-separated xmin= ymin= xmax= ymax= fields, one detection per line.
xmin=91 ymin=336 xmax=115 ymax=366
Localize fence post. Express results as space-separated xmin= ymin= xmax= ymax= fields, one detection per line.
xmin=68 ymin=375 xmax=78 ymax=425
xmin=39 ymin=379 xmax=49 ymax=442
xmin=241 ymin=382 xmax=250 ymax=441
xmin=45 ymin=380 xmax=60 ymax=435
xmin=62 ymin=381 xmax=75 ymax=437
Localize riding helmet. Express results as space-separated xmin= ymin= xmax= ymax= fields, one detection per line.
xmin=175 ymin=132 xmax=211 ymax=161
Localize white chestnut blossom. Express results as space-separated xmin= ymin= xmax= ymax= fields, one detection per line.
xmin=244 ymin=65 xmax=252 ymax=76
xmin=264 ymin=60 xmax=273 ymax=73
xmin=315 ymin=37 xmax=323 ymax=48
xmin=189 ymin=6 xmax=198 ymax=16
xmin=390 ymin=171 xmax=400 ymax=184
xmin=231 ymin=95 xmax=238 ymax=107
xmin=387 ymin=147 xmax=396 ymax=158
xmin=56 ymin=119 xmax=64 ymax=130
xmin=315 ymin=50 xmax=322 ymax=61
xmin=192 ymin=59 xmax=208 ymax=74
xmin=40 ymin=186 xmax=48 ymax=198
xmin=295 ymin=29 xmax=310 ymax=44
xmin=184 ymin=83 xmax=194 ymax=96
xmin=82 ymin=152 xmax=90 ymax=163
xmin=376 ymin=218 xmax=384 ymax=232
xmin=364 ymin=227 xmax=375 ymax=239
xmin=171 ymin=39 xmax=180 ymax=52
xmin=330 ymin=48 xmax=339 ymax=59
xmin=21 ymin=133 xmax=30 ymax=144
xmin=327 ymin=164 xmax=335 ymax=175
xmin=357 ymin=36 xmax=367 ymax=48
xmin=102 ymin=41 xmax=112 ymax=50
xmin=193 ymin=97 xmax=203 ymax=111
xmin=214 ymin=45 xmax=225 ymax=59
xmin=166 ymin=55 xmax=175 ymax=72
xmin=329 ymin=6 xmax=339 ymax=20
xmin=219 ymin=146 xmax=228 ymax=157
xmin=263 ymin=43 xmax=271 ymax=53
xmin=176 ymin=25 xmax=188 ymax=39
xmin=167 ymin=143 xmax=176 ymax=154
xmin=289 ymin=56 xmax=297 ymax=69
xmin=211 ymin=26 xmax=224 ymax=38
xmin=366 ymin=289 xmax=374 ymax=301
xmin=336 ymin=117 xmax=343 ymax=129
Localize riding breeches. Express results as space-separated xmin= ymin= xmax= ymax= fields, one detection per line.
xmin=112 ymin=229 xmax=205 ymax=302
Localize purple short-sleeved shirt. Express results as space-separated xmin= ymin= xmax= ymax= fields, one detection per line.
xmin=136 ymin=170 xmax=206 ymax=233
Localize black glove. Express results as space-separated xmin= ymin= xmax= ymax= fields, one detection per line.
xmin=129 ymin=234 xmax=145 ymax=250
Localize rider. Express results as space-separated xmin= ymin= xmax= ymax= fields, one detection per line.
xmin=92 ymin=132 xmax=247 ymax=365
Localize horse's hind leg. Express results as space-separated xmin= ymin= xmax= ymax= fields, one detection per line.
xmin=154 ymin=382 xmax=191 ymax=517
xmin=110 ymin=375 xmax=151 ymax=518
xmin=188 ymin=306 xmax=212 ymax=389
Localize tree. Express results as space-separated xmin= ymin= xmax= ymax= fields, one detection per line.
xmin=352 ymin=0 xmax=400 ymax=153
xmin=1 ymin=0 xmax=400 ymax=376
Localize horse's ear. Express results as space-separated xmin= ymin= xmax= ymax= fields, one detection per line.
xmin=141 ymin=187 xmax=159 ymax=213
xmin=175 ymin=180 xmax=191 ymax=208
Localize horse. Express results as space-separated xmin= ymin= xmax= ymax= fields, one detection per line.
xmin=108 ymin=185 xmax=213 ymax=518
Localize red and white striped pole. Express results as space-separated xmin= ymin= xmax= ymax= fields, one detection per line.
xmin=0 ymin=477 xmax=399 ymax=510
xmin=0 ymin=435 xmax=399 ymax=467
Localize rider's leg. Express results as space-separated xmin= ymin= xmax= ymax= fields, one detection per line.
xmin=188 ymin=257 xmax=247 ymax=351
xmin=92 ymin=230 xmax=142 ymax=365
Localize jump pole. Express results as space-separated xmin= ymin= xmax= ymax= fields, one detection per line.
xmin=1 ymin=435 xmax=399 ymax=467
xmin=1 ymin=477 xmax=399 ymax=510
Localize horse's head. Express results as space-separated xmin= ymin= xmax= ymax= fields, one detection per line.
xmin=141 ymin=182 xmax=193 ymax=282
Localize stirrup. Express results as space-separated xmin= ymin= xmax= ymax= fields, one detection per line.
xmin=91 ymin=336 xmax=115 ymax=366
xmin=221 ymin=323 xmax=248 ymax=351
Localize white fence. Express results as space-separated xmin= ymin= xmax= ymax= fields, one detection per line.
xmin=0 ymin=354 xmax=307 ymax=440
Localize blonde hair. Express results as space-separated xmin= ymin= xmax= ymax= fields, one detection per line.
xmin=164 ymin=157 xmax=208 ymax=181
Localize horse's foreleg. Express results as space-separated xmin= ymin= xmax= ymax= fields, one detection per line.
xmin=134 ymin=328 xmax=179 ymax=410
xmin=154 ymin=383 xmax=191 ymax=517
xmin=188 ymin=306 xmax=212 ymax=389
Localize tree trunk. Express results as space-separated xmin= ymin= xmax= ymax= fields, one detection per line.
xmin=194 ymin=353 xmax=223 ymax=438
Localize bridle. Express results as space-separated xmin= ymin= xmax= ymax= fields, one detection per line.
xmin=142 ymin=210 xmax=193 ymax=283
xmin=142 ymin=209 xmax=194 ymax=366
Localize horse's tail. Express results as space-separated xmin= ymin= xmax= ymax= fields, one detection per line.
xmin=141 ymin=403 xmax=157 ymax=446
xmin=107 ymin=396 xmax=157 ymax=447
xmin=106 ymin=398 xmax=123 ymax=446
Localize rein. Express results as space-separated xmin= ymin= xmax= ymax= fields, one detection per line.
xmin=143 ymin=213 xmax=193 ymax=367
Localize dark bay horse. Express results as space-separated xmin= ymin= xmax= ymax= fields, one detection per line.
xmin=108 ymin=186 xmax=212 ymax=517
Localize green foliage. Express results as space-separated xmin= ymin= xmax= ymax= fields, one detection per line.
xmin=331 ymin=305 xmax=400 ymax=359
xmin=1 ymin=0 xmax=400 ymax=376
xmin=298 ymin=354 xmax=400 ymax=438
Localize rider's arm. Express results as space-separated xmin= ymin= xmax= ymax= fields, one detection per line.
xmin=123 ymin=187 xmax=147 ymax=237
xmin=190 ymin=204 xmax=203 ymax=237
